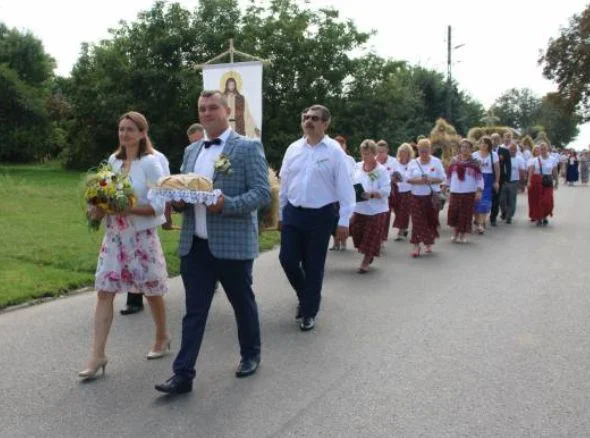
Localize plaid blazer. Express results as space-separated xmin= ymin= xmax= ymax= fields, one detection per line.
xmin=177 ymin=130 xmax=271 ymax=260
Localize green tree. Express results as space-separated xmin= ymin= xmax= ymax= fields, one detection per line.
xmin=537 ymin=93 xmax=580 ymax=147
xmin=0 ymin=23 xmax=57 ymax=162
xmin=61 ymin=0 xmax=485 ymax=169
xmin=63 ymin=2 xmax=204 ymax=169
xmin=491 ymin=88 xmax=541 ymax=133
xmin=540 ymin=5 xmax=590 ymax=120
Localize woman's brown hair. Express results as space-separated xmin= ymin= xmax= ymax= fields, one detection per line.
xmin=114 ymin=111 xmax=155 ymax=160
xmin=479 ymin=136 xmax=493 ymax=153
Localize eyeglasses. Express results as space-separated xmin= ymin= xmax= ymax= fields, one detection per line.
xmin=302 ymin=115 xmax=322 ymax=122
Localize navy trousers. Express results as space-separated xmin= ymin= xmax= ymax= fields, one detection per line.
xmin=173 ymin=237 xmax=261 ymax=380
xmin=279 ymin=203 xmax=338 ymax=319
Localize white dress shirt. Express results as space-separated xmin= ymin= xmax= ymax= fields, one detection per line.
xmin=510 ymin=155 xmax=526 ymax=182
xmin=406 ymin=156 xmax=446 ymax=196
xmin=193 ymin=128 xmax=232 ymax=239
xmin=392 ymin=160 xmax=411 ymax=192
xmin=279 ymin=135 xmax=356 ymax=227
xmin=353 ymin=163 xmax=391 ymax=216
xmin=345 ymin=154 xmax=357 ymax=180
xmin=472 ymin=151 xmax=499 ymax=174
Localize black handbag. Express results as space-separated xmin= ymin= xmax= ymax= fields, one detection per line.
xmin=538 ymin=158 xmax=553 ymax=187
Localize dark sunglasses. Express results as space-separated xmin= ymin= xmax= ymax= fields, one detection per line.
xmin=302 ymin=115 xmax=322 ymax=122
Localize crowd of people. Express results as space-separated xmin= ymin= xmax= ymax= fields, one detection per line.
xmin=78 ymin=95 xmax=571 ymax=397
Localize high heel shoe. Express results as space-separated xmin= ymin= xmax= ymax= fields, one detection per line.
xmin=147 ymin=338 xmax=171 ymax=360
xmin=78 ymin=358 xmax=108 ymax=379
xmin=411 ymin=246 xmax=421 ymax=258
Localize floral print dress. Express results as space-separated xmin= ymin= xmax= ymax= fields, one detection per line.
xmin=95 ymin=214 xmax=168 ymax=295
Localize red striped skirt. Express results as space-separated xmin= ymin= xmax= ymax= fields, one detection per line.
xmin=410 ymin=195 xmax=439 ymax=245
xmin=528 ymin=174 xmax=553 ymax=220
xmin=383 ymin=182 xmax=398 ymax=240
xmin=393 ymin=191 xmax=412 ymax=230
xmin=351 ymin=212 xmax=389 ymax=257
xmin=447 ymin=192 xmax=476 ymax=233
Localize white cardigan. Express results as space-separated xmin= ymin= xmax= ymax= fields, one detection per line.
xmin=108 ymin=154 xmax=166 ymax=232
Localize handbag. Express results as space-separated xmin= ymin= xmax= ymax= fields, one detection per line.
xmin=415 ymin=159 xmax=444 ymax=211
xmin=538 ymin=158 xmax=553 ymax=187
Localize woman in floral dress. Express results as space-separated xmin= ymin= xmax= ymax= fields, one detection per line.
xmin=79 ymin=112 xmax=170 ymax=379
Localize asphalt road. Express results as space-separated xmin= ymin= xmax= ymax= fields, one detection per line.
xmin=2 ymin=186 xmax=590 ymax=438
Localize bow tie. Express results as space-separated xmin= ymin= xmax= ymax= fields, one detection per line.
xmin=203 ymin=138 xmax=222 ymax=149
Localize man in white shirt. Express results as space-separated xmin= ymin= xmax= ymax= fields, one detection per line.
xmin=490 ymin=132 xmax=512 ymax=224
xmin=155 ymin=90 xmax=271 ymax=394
xmin=279 ymin=105 xmax=355 ymax=331
xmin=500 ymin=143 xmax=526 ymax=224
xmin=186 ymin=123 xmax=204 ymax=143
xmin=330 ymin=135 xmax=356 ymax=250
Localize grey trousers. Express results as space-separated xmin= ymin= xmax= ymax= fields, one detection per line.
xmin=500 ymin=181 xmax=519 ymax=219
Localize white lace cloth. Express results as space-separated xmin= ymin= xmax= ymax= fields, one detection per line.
xmin=147 ymin=188 xmax=222 ymax=205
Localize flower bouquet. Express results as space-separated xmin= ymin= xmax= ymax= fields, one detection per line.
xmin=84 ymin=162 xmax=136 ymax=230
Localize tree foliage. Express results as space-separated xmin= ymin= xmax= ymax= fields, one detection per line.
xmin=0 ymin=24 xmax=57 ymax=162
xmin=491 ymin=87 xmax=580 ymax=147
xmin=540 ymin=6 xmax=590 ymax=120
xmin=3 ymin=0 xmax=488 ymax=167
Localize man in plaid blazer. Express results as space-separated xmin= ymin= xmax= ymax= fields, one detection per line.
xmin=156 ymin=90 xmax=271 ymax=395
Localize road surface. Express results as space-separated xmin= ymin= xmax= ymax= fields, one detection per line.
xmin=2 ymin=187 xmax=590 ymax=437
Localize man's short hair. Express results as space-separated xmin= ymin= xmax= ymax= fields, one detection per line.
xmin=199 ymin=89 xmax=229 ymax=107
xmin=302 ymin=104 xmax=331 ymax=122
xmin=186 ymin=123 xmax=204 ymax=136
xmin=376 ymin=139 xmax=389 ymax=149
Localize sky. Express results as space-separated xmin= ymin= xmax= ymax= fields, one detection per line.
xmin=2 ymin=0 xmax=589 ymax=147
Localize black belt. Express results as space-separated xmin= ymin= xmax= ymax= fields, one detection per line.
xmin=289 ymin=202 xmax=336 ymax=212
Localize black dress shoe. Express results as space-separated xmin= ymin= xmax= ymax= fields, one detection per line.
xmin=235 ymin=357 xmax=260 ymax=378
xmin=120 ymin=305 xmax=143 ymax=315
xmin=155 ymin=375 xmax=193 ymax=394
xmin=300 ymin=317 xmax=315 ymax=332
xmin=490 ymin=220 xmax=497 ymax=227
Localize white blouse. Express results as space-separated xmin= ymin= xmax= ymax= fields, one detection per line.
xmin=447 ymin=166 xmax=484 ymax=193
xmin=108 ymin=154 xmax=166 ymax=232
xmin=528 ymin=156 xmax=555 ymax=175
xmin=353 ymin=163 xmax=391 ymax=216
xmin=406 ymin=157 xmax=446 ymax=196
xmin=379 ymin=156 xmax=398 ymax=176
xmin=392 ymin=160 xmax=411 ymax=193
xmin=472 ymin=151 xmax=499 ymax=174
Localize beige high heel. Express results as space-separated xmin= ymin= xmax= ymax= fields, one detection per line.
xmin=78 ymin=358 xmax=108 ymax=379
xmin=146 ymin=338 xmax=171 ymax=360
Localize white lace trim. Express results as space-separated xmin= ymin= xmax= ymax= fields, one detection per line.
xmin=147 ymin=188 xmax=222 ymax=205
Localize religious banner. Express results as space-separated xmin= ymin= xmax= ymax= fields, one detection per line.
xmin=202 ymin=61 xmax=263 ymax=138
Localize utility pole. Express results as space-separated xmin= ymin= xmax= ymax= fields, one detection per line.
xmin=446 ymin=25 xmax=452 ymax=122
